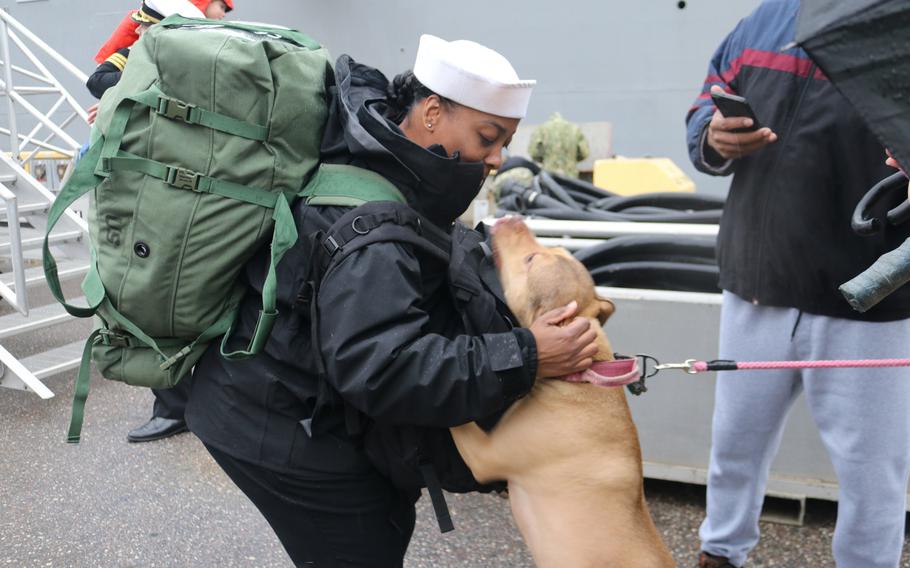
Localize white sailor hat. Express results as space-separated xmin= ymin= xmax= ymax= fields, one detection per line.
xmin=132 ymin=0 xmax=205 ymax=24
xmin=413 ymin=34 xmax=535 ymax=119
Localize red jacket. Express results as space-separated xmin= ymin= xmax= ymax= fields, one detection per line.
xmin=93 ymin=12 xmax=138 ymax=65
xmin=93 ymin=1 xmax=234 ymax=64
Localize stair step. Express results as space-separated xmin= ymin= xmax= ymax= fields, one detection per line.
xmin=20 ymin=339 xmax=85 ymax=380
xmin=0 ymin=259 xmax=89 ymax=288
xmin=0 ymin=174 xmax=18 ymax=185
xmin=0 ymin=296 xmax=83 ymax=339
xmin=0 ymin=202 xmax=49 ymax=218
xmin=0 ymin=229 xmax=82 ymax=253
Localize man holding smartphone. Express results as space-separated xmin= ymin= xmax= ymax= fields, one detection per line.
xmin=686 ymin=1 xmax=910 ymax=567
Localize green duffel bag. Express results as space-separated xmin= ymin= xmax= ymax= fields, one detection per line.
xmin=43 ymin=16 xmax=331 ymax=442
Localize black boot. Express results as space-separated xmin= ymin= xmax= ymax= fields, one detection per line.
xmin=127 ymin=417 xmax=188 ymax=443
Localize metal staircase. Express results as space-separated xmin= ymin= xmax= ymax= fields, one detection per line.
xmin=0 ymin=8 xmax=92 ymax=399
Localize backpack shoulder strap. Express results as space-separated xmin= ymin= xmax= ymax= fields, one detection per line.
xmin=319 ymin=200 xmax=450 ymax=268
xmin=301 ymin=163 xmax=407 ymax=207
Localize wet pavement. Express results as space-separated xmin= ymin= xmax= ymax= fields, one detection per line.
xmin=2 ymin=365 xmax=909 ymax=567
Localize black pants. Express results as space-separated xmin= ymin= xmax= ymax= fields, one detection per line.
xmin=204 ymin=444 xmax=417 ymax=567
xmin=151 ymin=376 xmax=192 ymax=420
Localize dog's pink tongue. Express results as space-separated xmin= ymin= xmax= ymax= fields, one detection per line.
xmin=561 ymin=359 xmax=640 ymax=387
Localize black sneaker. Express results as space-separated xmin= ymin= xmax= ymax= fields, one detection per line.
xmin=698 ymin=551 xmax=738 ymax=568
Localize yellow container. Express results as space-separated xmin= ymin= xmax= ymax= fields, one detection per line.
xmin=593 ymin=157 xmax=695 ymax=195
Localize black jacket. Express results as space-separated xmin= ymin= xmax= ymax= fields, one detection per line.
xmin=186 ymin=56 xmax=537 ymax=474
xmin=87 ymin=47 xmax=128 ymax=99
xmin=686 ymin=0 xmax=910 ymax=321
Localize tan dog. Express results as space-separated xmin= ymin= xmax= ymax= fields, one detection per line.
xmin=450 ymin=217 xmax=675 ymax=568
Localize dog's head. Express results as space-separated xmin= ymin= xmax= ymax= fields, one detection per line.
xmin=492 ymin=217 xmax=615 ymax=360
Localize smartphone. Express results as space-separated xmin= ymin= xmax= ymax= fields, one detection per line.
xmin=710 ymin=91 xmax=762 ymax=132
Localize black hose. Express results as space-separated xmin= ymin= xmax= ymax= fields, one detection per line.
xmin=537 ymin=171 xmax=581 ymax=209
xmin=593 ymin=192 xmax=726 ymax=213
xmin=498 ymin=155 xmax=540 ymax=176
xmin=562 ymin=187 xmax=598 ymax=206
xmin=550 ymin=171 xmax=619 ymax=199
xmin=574 ymin=235 xmax=717 ymax=267
xmin=850 ymin=171 xmax=910 ymax=235
xmin=588 ymin=261 xmax=720 ymax=293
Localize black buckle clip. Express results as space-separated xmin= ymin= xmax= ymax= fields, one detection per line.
xmin=157 ymin=96 xmax=195 ymax=123
xmin=166 ymin=166 xmax=201 ymax=191
xmin=626 ymin=353 xmax=660 ymax=396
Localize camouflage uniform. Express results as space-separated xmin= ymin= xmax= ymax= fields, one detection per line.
xmin=528 ymin=112 xmax=589 ymax=178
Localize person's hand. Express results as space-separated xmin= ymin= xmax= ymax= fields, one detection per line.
xmin=706 ymin=86 xmax=777 ymax=160
xmin=86 ymin=103 xmax=98 ymax=125
xmin=528 ymin=301 xmax=599 ymax=378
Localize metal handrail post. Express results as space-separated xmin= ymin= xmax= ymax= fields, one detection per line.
xmin=0 ymin=16 xmax=19 ymax=157
xmin=0 ymin=183 xmax=28 ymax=315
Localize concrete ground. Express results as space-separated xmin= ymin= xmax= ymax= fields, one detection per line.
xmin=2 ymin=362 xmax=910 ymax=567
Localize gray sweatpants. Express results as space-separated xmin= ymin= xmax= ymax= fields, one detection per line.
xmin=700 ymin=292 xmax=910 ymax=568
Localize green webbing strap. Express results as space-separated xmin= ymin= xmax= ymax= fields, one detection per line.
xmin=43 ymin=141 xmax=105 ymax=317
xmin=159 ymin=15 xmax=323 ymax=50
xmin=102 ymin=154 xmax=283 ymax=209
xmin=158 ymin=285 xmax=248 ymax=369
xmin=65 ymin=297 xmax=243 ymax=442
xmin=129 ymin=88 xmax=269 ymax=141
xmin=218 ymin=164 xmax=403 ymax=358
xmin=66 ymin=328 xmax=101 ymax=443
xmin=43 ymin=79 xmax=145 ymax=317
xmin=220 ymin=193 xmax=298 ymax=359
xmin=301 ymin=163 xmax=406 ymax=206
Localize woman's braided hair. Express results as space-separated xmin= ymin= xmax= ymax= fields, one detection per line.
xmin=385 ymin=70 xmax=451 ymax=124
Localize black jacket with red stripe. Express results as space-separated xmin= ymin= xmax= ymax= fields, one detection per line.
xmin=86 ymin=47 xmax=128 ymax=99
xmin=685 ymin=0 xmax=910 ymax=321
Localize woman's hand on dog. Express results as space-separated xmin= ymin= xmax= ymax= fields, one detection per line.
xmin=529 ymin=301 xmax=599 ymax=378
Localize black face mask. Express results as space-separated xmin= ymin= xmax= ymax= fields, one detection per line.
xmin=355 ymin=101 xmax=487 ymax=228
xmin=413 ymin=144 xmax=485 ymax=227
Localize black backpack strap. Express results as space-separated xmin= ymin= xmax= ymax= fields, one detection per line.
xmin=306 ymin=201 xmax=451 ymax=437
xmin=317 ymin=201 xmax=450 ymax=276
xmin=419 ymin=462 xmax=455 ymax=533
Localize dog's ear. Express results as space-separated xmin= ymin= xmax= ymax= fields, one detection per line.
xmin=595 ymin=296 xmax=615 ymax=325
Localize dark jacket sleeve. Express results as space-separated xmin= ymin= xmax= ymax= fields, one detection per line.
xmin=317 ymin=240 xmax=536 ymax=428
xmin=86 ymin=48 xmax=128 ymax=99
xmin=685 ymin=17 xmax=749 ymax=176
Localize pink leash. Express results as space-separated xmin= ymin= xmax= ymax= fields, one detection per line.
xmin=656 ymin=358 xmax=910 ymax=374
xmin=558 ymin=355 xmax=910 ymax=397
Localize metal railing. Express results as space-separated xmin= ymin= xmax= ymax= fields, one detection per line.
xmin=0 ymin=8 xmax=89 ymax=315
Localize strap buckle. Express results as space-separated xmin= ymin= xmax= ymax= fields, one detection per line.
xmin=166 ymin=166 xmax=201 ymax=191
xmin=156 ymin=96 xmax=196 ymax=123
xmin=97 ymin=329 xmax=133 ymax=348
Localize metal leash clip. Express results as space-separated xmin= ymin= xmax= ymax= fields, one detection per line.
xmin=653 ymin=359 xmax=699 ymax=374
